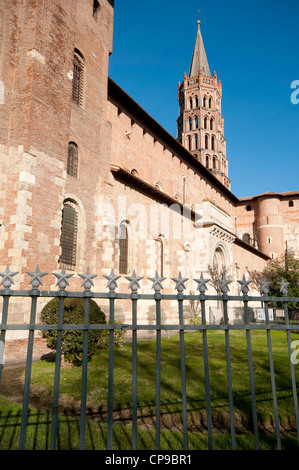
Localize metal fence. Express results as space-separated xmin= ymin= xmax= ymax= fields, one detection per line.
xmin=0 ymin=266 xmax=299 ymax=451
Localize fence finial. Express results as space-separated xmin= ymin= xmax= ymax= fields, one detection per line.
xmin=172 ymin=272 xmax=189 ymax=293
xmin=258 ymin=276 xmax=271 ymax=295
xmin=148 ymin=271 xmax=166 ymax=292
xmin=278 ymin=277 xmax=289 ymax=296
xmin=126 ymin=270 xmax=143 ymax=292
xmin=79 ymin=267 xmax=97 ymax=290
xmin=194 ymin=273 xmax=210 ymax=293
xmin=53 ymin=267 xmax=73 ymax=290
xmin=237 ymin=275 xmax=251 ymax=295
xmin=27 ymin=266 xmax=48 ymax=288
xmin=0 ymin=265 xmax=18 ymax=288
xmin=104 ymin=269 xmax=121 ymax=291
xmin=217 ymin=274 xmax=232 ymax=294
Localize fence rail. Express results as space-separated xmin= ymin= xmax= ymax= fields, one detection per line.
xmin=0 ymin=266 xmax=299 ymax=451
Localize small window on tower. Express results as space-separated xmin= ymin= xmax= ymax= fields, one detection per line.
xmin=93 ymin=0 xmax=101 ymax=20
xmin=72 ymin=50 xmax=84 ymax=107
xmin=67 ymin=142 xmax=79 ymax=178
xmin=289 ymin=200 xmax=294 ymax=207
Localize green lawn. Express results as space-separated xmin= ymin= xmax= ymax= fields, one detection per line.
xmin=1 ymin=330 xmax=299 ymax=450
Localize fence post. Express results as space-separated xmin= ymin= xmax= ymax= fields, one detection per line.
xmin=280 ymin=278 xmax=299 ymax=447
xmin=50 ymin=268 xmax=73 ymax=450
xmin=126 ymin=270 xmax=143 ymax=450
xmin=259 ymin=278 xmax=281 ymax=450
xmin=238 ymin=276 xmax=259 ymax=449
xmin=0 ymin=266 xmax=18 ymax=383
xmin=149 ymin=271 xmax=166 ymax=451
xmin=79 ymin=268 xmax=97 ymax=450
xmin=19 ymin=267 xmax=48 ymax=450
xmin=218 ymin=275 xmax=236 ymax=450
xmin=195 ymin=273 xmax=213 ymax=449
xmin=104 ymin=269 xmax=121 ymax=450
xmin=172 ymin=273 xmax=189 ymax=451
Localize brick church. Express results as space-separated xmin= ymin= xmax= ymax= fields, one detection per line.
xmin=0 ymin=0 xmax=298 ymax=339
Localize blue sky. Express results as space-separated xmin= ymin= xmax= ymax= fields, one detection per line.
xmin=108 ymin=0 xmax=299 ymax=198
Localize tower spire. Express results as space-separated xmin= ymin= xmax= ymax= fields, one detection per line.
xmin=189 ymin=17 xmax=211 ymax=78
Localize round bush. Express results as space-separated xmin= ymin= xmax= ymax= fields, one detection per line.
xmin=40 ymin=297 xmax=106 ymax=366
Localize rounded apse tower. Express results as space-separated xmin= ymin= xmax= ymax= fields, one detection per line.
xmin=256 ymin=194 xmax=284 ymax=259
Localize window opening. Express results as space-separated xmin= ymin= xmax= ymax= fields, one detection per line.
xmin=59 ymin=203 xmax=78 ymax=269
xmin=72 ymin=50 xmax=84 ymax=106
xmin=67 ymin=142 xmax=79 ymax=178
xmin=119 ymin=224 xmax=128 ymax=274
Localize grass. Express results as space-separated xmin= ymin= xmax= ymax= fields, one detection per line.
xmin=1 ymin=330 xmax=299 ymax=450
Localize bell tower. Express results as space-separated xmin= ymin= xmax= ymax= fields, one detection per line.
xmin=177 ymin=19 xmax=230 ymax=189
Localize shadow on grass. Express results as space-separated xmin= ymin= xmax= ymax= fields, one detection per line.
xmin=0 ymin=398 xmax=298 ymax=451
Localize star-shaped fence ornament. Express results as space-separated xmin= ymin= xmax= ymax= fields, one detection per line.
xmin=148 ymin=271 xmax=166 ymax=293
xmin=125 ymin=270 xmax=143 ymax=292
xmin=217 ymin=274 xmax=232 ymax=294
xmin=0 ymin=265 xmax=19 ymax=289
xmin=194 ymin=273 xmax=210 ymax=294
xmin=237 ymin=275 xmax=252 ymax=295
xmin=172 ymin=272 xmax=189 ymax=293
xmin=53 ymin=267 xmax=73 ymax=290
xmin=78 ymin=267 xmax=97 ymax=290
xmin=258 ymin=277 xmax=272 ymax=295
xmin=278 ymin=277 xmax=290 ymax=296
xmin=27 ymin=266 xmax=48 ymax=289
xmin=103 ymin=269 xmax=121 ymax=291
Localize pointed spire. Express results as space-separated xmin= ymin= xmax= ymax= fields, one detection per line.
xmin=189 ymin=17 xmax=211 ymax=78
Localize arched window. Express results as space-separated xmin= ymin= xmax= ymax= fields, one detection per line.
xmin=212 ymin=156 xmax=217 ymax=169
xmin=188 ymin=135 xmax=192 ymax=151
xmin=204 ymin=116 xmax=208 ymax=129
xmin=195 ymin=134 xmax=199 ymax=150
xmin=155 ymin=236 xmax=164 ymax=277
xmin=209 ymin=97 xmax=212 ymax=108
xmin=119 ymin=223 xmax=128 ymax=274
xmin=211 ymin=135 xmax=216 ymax=151
xmin=93 ymin=0 xmax=101 ymax=20
xmin=210 ymin=118 xmax=214 ymax=130
xmin=289 ymin=200 xmax=294 ymax=207
xmin=72 ymin=50 xmax=84 ymax=106
xmin=155 ymin=181 xmax=163 ymax=191
xmin=205 ymin=135 xmax=209 ymax=149
xmin=195 ymin=96 xmax=199 ymax=108
xmin=246 ymin=205 xmax=252 ymax=211
xmin=206 ymin=155 xmax=210 ymax=168
xmin=189 ymin=98 xmax=193 ymax=109
xmin=203 ymin=96 xmax=207 ymax=107
xmin=189 ymin=118 xmax=193 ymax=131
xmin=242 ymin=233 xmax=251 ymax=245
xmin=67 ymin=142 xmax=79 ymax=178
xmin=195 ymin=116 xmax=199 ymax=129
xmin=59 ymin=202 xmax=78 ymax=269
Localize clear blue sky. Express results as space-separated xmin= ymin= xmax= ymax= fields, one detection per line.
xmin=108 ymin=0 xmax=299 ymax=198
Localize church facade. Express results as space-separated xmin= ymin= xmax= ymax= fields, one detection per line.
xmin=0 ymin=0 xmax=298 ymax=343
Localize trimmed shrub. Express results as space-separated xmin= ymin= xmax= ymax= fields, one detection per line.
xmin=189 ymin=315 xmax=202 ymax=331
xmin=98 ymin=320 xmax=126 ymax=350
xmin=40 ymin=298 xmax=106 ymax=367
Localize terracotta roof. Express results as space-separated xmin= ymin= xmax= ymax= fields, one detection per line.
xmin=239 ymin=191 xmax=299 ymax=202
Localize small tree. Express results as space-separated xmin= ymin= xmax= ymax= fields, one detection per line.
xmin=263 ymin=255 xmax=299 ymax=309
xmin=40 ymin=298 xmax=106 ymax=367
xmin=207 ymin=264 xmax=231 ymax=295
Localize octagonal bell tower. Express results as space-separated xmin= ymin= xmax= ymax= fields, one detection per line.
xmin=177 ymin=19 xmax=230 ymax=189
